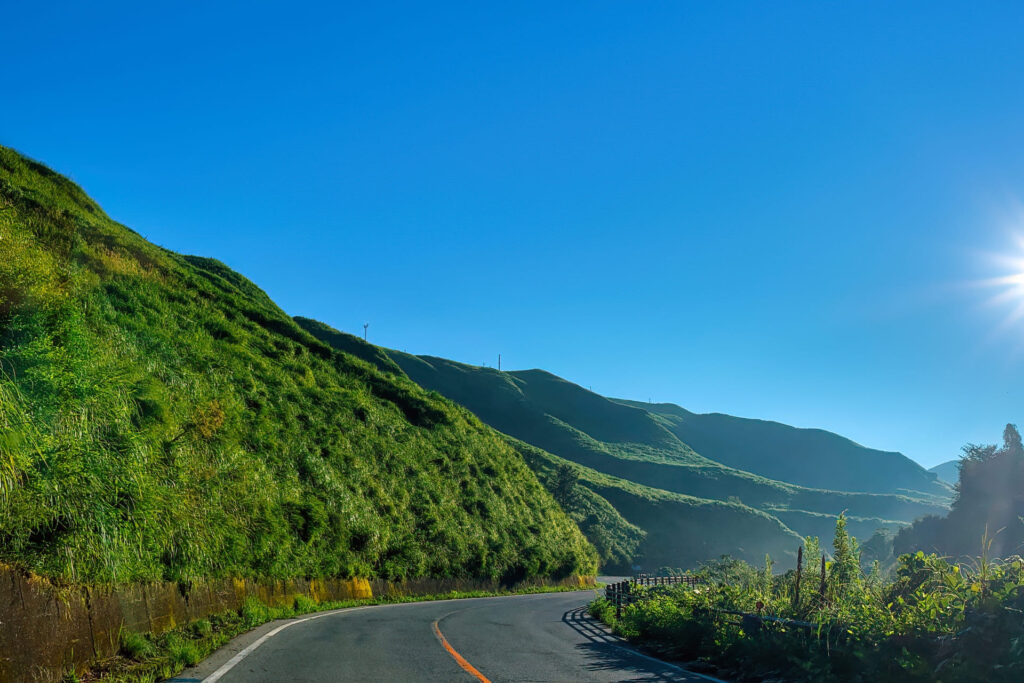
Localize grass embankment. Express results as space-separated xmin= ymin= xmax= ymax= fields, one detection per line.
xmin=73 ymin=584 xmax=593 ymax=682
xmin=590 ymin=516 xmax=1024 ymax=682
xmin=0 ymin=145 xmax=596 ymax=585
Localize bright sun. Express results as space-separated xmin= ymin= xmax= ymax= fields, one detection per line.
xmin=981 ymin=236 xmax=1024 ymax=329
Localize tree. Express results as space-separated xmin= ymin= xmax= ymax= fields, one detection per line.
xmin=1003 ymin=423 xmax=1022 ymax=457
xmin=830 ymin=512 xmax=861 ymax=598
xmin=896 ymin=421 xmax=1024 ymax=560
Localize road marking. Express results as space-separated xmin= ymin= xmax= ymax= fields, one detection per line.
xmin=202 ymin=606 xmax=372 ymax=682
xmin=197 ymin=594 xmax=537 ymax=682
xmin=432 ymin=618 xmax=492 ymax=683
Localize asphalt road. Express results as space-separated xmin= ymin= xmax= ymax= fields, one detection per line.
xmin=177 ymin=586 xmax=719 ymax=682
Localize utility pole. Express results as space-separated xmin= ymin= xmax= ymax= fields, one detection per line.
xmin=498 ymin=354 xmax=501 ymax=371
xmin=363 ymin=323 xmax=368 ymax=341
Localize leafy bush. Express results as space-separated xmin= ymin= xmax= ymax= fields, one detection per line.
xmin=165 ymin=634 xmax=201 ymax=667
xmin=241 ymin=596 xmax=281 ymax=627
xmin=190 ymin=619 xmax=213 ymax=637
xmin=593 ymin=514 xmax=1024 ymax=681
xmin=119 ymin=630 xmax=155 ymax=660
xmin=293 ymin=594 xmax=318 ymax=612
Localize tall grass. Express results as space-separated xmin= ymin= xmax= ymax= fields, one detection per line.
xmin=0 ymin=145 xmax=597 ymax=584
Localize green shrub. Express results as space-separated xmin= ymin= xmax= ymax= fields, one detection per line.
xmin=165 ymin=634 xmax=201 ymax=667
xmin=294 ymin=594 xmax=318 ymax=613
xmin=190 ymin=619 xmax=213 ymax=638
xmin=592 ymin=517 xmax=1024 ymax=681
xmin=241 ymin=597 xmax=273 ymax=627
xmin=119 ymin=630 xmax=155 ymax=660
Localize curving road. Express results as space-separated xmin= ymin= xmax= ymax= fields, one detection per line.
xmin=176 ymin=586 xmax=719 ymax=682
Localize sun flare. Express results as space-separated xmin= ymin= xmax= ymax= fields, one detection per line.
xmin=979 ymin=236 xmax=1024 ymax=329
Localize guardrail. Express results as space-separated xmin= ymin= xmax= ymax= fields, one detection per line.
xmin=603 ymin=576 xmax=823 ymax=632
xmin=604 ymin=574 xmax=701 ymax=617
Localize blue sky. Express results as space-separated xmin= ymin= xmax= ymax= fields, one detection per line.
xmin=4 ymin=2 xmax=1024 ymax=468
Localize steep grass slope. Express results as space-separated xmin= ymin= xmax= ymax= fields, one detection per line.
xmin=377 ymin=352 xmax=947 ymax=539
xmin=0 ymin=147 xmax=595 ymax=584
xmin=617 ymin=399 xmax=949 ymax=498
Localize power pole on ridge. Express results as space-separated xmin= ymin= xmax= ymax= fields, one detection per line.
xmin=363 ymin=323 xmax=368 ymax=341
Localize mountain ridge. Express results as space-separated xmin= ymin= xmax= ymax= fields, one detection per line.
xmin=288 ymin=325 xmax=949 ymax=568
xmin=615 ymin=399 xmax=948 ymax=498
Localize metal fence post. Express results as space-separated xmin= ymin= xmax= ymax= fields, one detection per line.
xmin=819 ymin=554 xmax=827 ymax=604
xmin=794 ymin=545 xmax=802 ymax=608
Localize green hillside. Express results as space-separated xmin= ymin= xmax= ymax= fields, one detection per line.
xmin=294 ymin=315 xmax=403 ymax=376
xmin=511 ymin=439 xmax=803 ymax=570
xmin=617 ymin=399 xmax=950 ymax=498
xmin=377 ymin=352 xmax=948 ymax=543
xmin=0 ymin=146 xmax=596 ymax=584
xmin=297 ymin=320 xmax=812 ymax=569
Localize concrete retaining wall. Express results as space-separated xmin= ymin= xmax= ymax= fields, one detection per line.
xmin=0 ymin=564 xmax=593 ymax=682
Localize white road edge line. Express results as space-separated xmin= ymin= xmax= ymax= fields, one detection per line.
xmin=201 ymin=591 xmax=723 ymax=683
xmin=604 ymin=640 xmax=726 ymax=682
xmin=202 ymin=606 xmax=371 ymax=682
xmin=200 ymin=591 xmax=562 ymax=681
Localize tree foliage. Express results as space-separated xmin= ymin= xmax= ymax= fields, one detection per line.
xmin=896 ymin=423 xmax=1024 ymax=560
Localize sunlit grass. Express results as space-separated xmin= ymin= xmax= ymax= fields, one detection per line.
xmin=0 ymin=145 xmax=597 ymax=585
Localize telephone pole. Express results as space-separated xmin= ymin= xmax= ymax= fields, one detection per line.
xmin=498 ymin=354 xmax=501 ymax=371
xmin=363 ymin=323 xmax=368 ymax=341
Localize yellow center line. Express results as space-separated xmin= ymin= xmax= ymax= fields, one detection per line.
xmin=431 ymin=618 xmax=492 ymax=683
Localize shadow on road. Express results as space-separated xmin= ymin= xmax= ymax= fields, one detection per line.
xmin=561 ymin=606 xmax=716 ymax=682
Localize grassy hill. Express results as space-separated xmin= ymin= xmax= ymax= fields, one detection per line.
xmin=511 ymin=439 xmax=803 ymax=570
xmin=0 ymin=146 xmax=596 ymax=584
xmin=298 ymin=320 xmax=811 ymax=568
xmin=374 ymin=352 xmax=948 ymax=544
xmin=617 ymin=399 xmax=949 ymax=498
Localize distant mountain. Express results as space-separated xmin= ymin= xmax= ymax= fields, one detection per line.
xmin=929 ymin=459 xmax=960 ymax=485
xmin=368 ymin=350 xmax=949 ymax=549
xmin=616 ymin=399 xmax=949 ymax=498
xmin=298 ymin=321 xmax=813 ymax=568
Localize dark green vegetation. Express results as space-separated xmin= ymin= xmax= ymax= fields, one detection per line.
xmin=896 ymin=424 xmax=1024 ymax=561
xmin=512 ymin=439 xmax=803 ymax=570
xmin=929 ymin=459 xmax=960 ymax=486
xmin=369 ymin=351 xmax=949 ymax=566
xmin=591 ymin=517 xmax=1024 ymax=682
xmin=617 ymin=399 xmax=949 ymax=497
xmin=0 ymin=146 xmax=596 ymax=584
